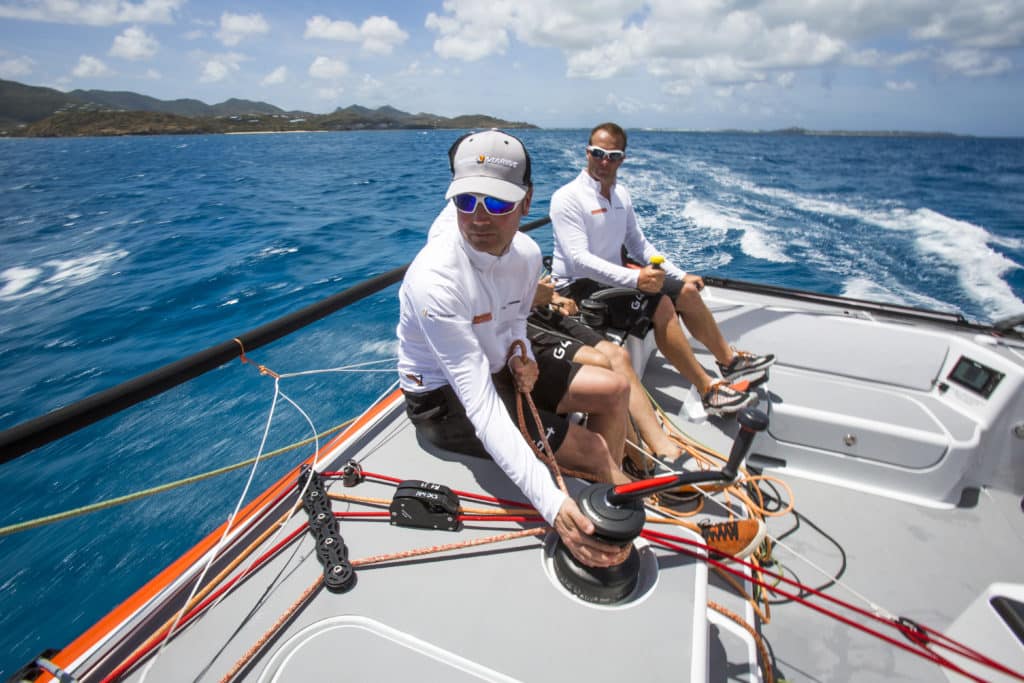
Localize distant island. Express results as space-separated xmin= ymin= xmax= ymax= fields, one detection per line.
xmin=1 ymin=78 xmax=970 ymax=139
xmin=0 ymin=78 xmax=536 ymax=137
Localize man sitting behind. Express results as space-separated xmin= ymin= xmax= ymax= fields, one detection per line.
xmin=399 ymin=129 xmax=631 ymax=567
xmin=550 ymin=122 xmax=774 ymax=416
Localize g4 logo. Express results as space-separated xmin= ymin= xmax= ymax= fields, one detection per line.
xmin=552 ymin=339 xmax=573 ymax=359
xmin=630 ymin=294 xmax=644 ymax=311
xmin=533 ymin=426 xmax=557 ymax=450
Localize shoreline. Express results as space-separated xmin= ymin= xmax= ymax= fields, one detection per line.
xmin=223 ymin=129 xmax=329 ymax=135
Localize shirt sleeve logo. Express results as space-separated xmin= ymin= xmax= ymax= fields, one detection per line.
xmin=472 ymin=312 xmax=493 ymax=324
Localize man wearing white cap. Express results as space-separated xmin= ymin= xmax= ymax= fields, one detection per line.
xmin=397 ymin=130 xmax=632 ymax=568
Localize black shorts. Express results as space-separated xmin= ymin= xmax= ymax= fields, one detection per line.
xmin=403 ymin=361 xmax=581 ymax=459
xmin=559 ymin=277 xmax=681 ymax=338
xmin=527 ymin=307 xmax=605 ymax=364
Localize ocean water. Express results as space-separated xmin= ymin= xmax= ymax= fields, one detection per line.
xmin=0 ymin=129 xmax=1022 ymax=675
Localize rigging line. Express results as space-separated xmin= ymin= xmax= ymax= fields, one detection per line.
xmin=0 ymin=418 xmax=355 ymax=538
xmin=767 ymin=534 xmax=887 ymax=620
xmin=278 ymin=368 xmax=399 ymax=378
xmin=204 ymin=386 xmax=329 ymax=617
xmin=142 ymin=377 xmax=288 ymax=683
xmin=277 ymin=356 xmax=399 ymax=378
xmin=641 ymin=530 xmax=998 ymax=683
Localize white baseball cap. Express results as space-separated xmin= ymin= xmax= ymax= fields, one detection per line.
xmin=445 ymin=129 xmax=531 ymax=202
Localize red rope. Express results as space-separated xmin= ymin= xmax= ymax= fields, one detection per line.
xmin=642 ymin=528 xmax=1023 ymax=682
xmin=325 ymin=469 xmax=533 ymax=510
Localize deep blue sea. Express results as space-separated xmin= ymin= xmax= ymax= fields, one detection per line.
xmin=1 ymin=130 xmax=1022 ymax=676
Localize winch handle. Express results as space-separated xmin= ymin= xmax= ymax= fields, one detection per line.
xmin=606 ymin=407 xmax=768 ymax=505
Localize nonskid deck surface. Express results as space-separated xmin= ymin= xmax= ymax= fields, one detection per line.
xmin=640 ymin=287 xmax=1024 ymax=682
xmin=117 ymin=399 xmax=770 ymax=683
xmin=99 ymin=285 xmax=1023 ymax=683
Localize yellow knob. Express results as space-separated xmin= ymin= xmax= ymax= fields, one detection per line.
xmin=650 ymin=255 xmax=665 ymax=269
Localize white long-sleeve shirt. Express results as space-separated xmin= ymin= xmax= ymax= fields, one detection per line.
xmin=550 ymin=170 xmax=686 ymax=289
xmin=397 ymin=224 xmax=567 ymax=525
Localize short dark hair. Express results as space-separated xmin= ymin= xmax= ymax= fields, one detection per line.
xmin=589 ymin=122 xmax=627 ymax=151
xmin=447 ymin=128 xmax=533 ymax=187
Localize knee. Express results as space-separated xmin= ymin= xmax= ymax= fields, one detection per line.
xmin=608 ymin=372 xmax=629 ymax=407
xmin=598 ymin=342 xmax=631 ymax=372
xmin=676 ymin=283 xmax=703 ymax=310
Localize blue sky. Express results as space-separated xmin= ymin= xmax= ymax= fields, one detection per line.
xmin=1 ymin=0 xmax=1022 ymax=136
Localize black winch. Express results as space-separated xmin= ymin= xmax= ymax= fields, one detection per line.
xmin=552 ymin=407 xmax=769 ymax=604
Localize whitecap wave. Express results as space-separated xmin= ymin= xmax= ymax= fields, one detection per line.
xmin=675 ymin=160 xmax=1023 ymax=319
xmin=841 ymin=276 xmax=960 ymax=313
xmin=682 ymin=199 xmax=793 ymax=263
xmin=0 ymin=248 xmax=129 ymax=302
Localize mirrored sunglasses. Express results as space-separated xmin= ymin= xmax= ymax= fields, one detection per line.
xmin=586 ymin=145 xmax=625 ymax=162
xmin=452 ymin=193 xmax=520 ymax=216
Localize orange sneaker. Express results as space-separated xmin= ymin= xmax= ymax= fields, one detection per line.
xmin=698 ymin=518 xmax=766 ymax=559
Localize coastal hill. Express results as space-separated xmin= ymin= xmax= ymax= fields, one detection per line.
xmin=0 ymin=78 xmax=536 ymax=137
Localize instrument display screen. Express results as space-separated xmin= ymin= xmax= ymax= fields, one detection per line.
xmin=947 ymin=356 xmax=1004 ymax=398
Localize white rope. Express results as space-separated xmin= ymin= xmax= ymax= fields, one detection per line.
xmin=142 ymin=375 xmax=328 ymax=681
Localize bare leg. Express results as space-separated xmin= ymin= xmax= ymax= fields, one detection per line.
xmin=554 ymin=364 xmax=628 ymax=471
xmin=579 ymin=342 xmax=683 ymax=460
xmin=651 ymin=295 xmax=715 ymax=394
xmin=674 ymin=282 xmax=732 ymax=365
xmin=553 ymin=423 xmax=630 ymax=485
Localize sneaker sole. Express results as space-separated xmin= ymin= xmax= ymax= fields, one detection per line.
xmin=704 ymin=392 xmax=758 ymax=417
xmin=721 ymin=360 xmax=775 ymax=384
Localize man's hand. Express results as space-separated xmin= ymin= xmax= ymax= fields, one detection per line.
xmin=554 ymin=499 xmax=632 ymax=568
xmin=636 ymin=265 xmax=665 ymax=293
xmin=508 ymin=354 xmax=538 ymax=393
xmin=550 ymin=292 xmax=579 ymax=315
xmin=532 ymin=275 xmax=555 ymax=308
xmin=683 ymin=273 xmax=705 ymax=291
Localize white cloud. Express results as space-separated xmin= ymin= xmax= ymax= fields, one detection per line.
xmin=198 ymin=52 xmax=244 ymax=83
xmin=359 ymin=16 xmax=409 ymax=55
xmin=216 ymin=12 xmax=268 ymax=47
xmin=422 ymin=0 xmax=1022 ymax=98
xmin=72 ymin=55 xmax=112 ymax=77
xmin=425 ymin=8 xmax=510 ymax=61
xmin=109 ymin=26 xmax=158 ymax=60
xmin=145 ymin=68 xmax=160 ymax=79
xmin=309 ymin=56 xmax=348 ymax=80
xmin=0 ymin=55 xmax=34 ymax=78
xmin=305 ymin=14 xmax=409 ymax=55
xmin=0 ymin=0 xmax=183 ymax=26
xmin=305 ymin=15 xmax=360 ymax=41
xmin=261 ymin=66 xmax=287 ymax=86
xmin=910 ymin=1 xmax=1024 ymax=48
xmin=885 ymin=79 xmax=917 ymax=91
xmin=939 ymin=48 xmax=1013 ymax=76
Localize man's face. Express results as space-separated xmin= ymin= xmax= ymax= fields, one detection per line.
xmin=456 ymin=187 xmax=533 ymax=256
xmin=586 ymin=128 xmax=626 ymax=186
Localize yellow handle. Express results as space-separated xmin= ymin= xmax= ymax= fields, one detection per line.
xmin=650 ymin=255 xmax=665 ymax=269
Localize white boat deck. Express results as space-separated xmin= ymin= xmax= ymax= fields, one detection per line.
xmin=63 ymin=283 xmax=1024 ymax=683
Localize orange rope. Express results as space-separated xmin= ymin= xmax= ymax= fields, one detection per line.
xmin=708 ymin=600 xmax=775 ymax=683
xmin=232 ymin=337 xmax=281 ymax=379
xmin=508 ymin=339 xmax=569 ymax=495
